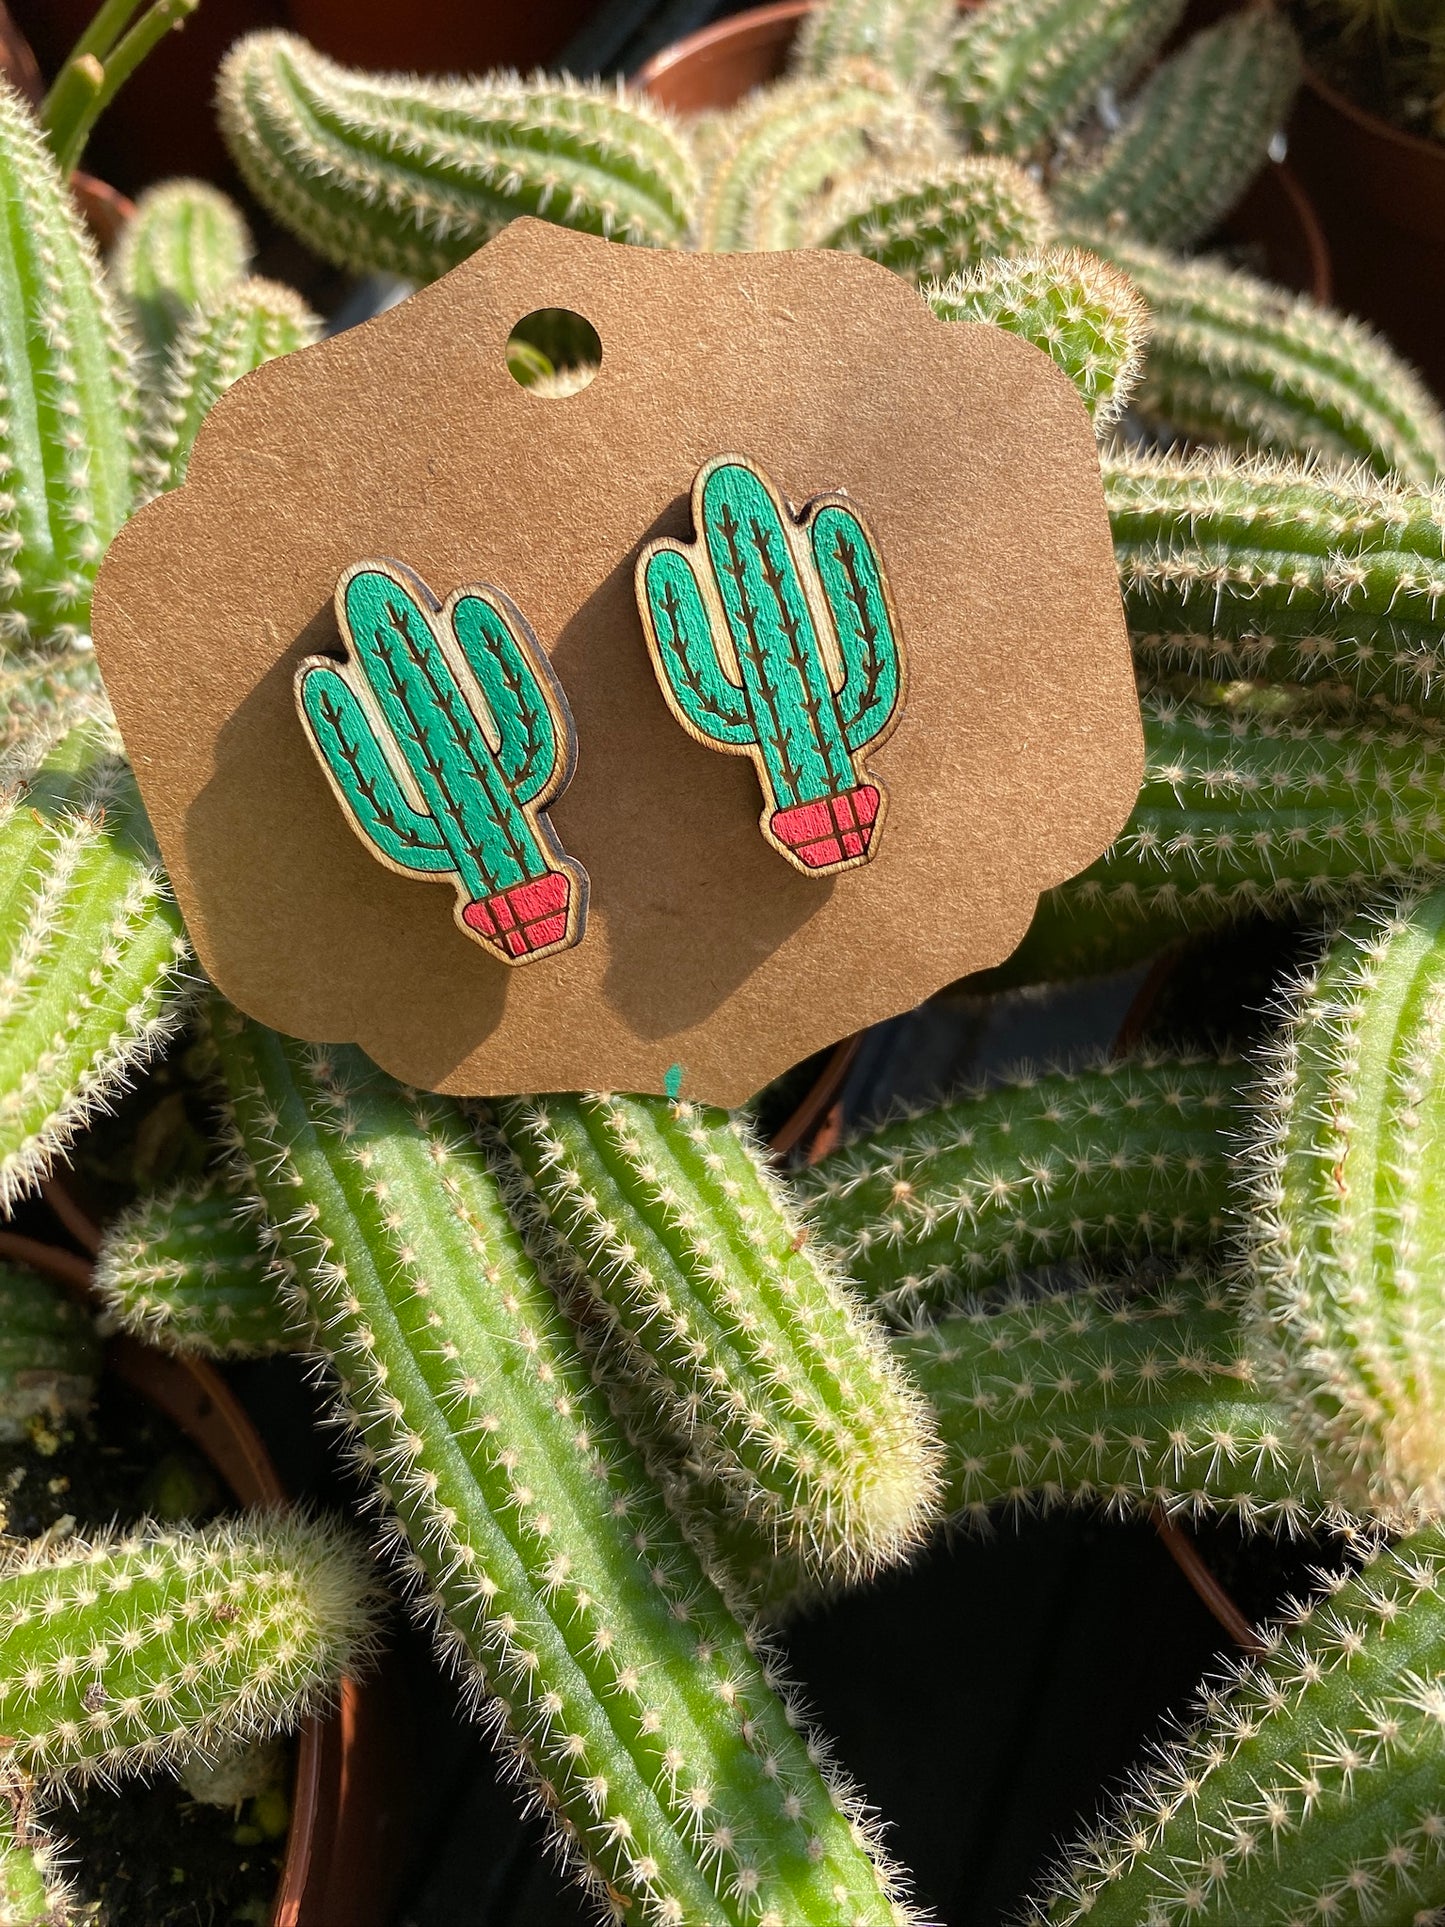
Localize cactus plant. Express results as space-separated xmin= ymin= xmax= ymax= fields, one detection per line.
xmin=1052 ymin=10 xmax=1302 ymax=252
xmin=937 ymin=0 xmax=1186 ymax=157
xmin=110 ymin=179 xmax=252 ymax=363
xmin=296 ymin=560 xmax=588 ymax=962
xmin=1081 ymin=234 xmax=1445 ymax=484
xmin=989 ymin=683 xmax=1445 ymax=987
xmin=696 ymin=65 xmax=951 ymax=252
xmin=637 ymin=455 xmax=905 ymax=874
xmin=40 ymin=0 xmax=201 ymax=179
xmin=1109 ymin=449 xmax=1445 ymax=717
xmin=928 ymin=246 xmax=1150 ymax=427
xmin=1243 ymin=884 xmax=1445 ymax=1526
xmin=216 ymin=32 xmax=699 ymax=283
xmin=798 ymin=1053 xmax=1240 ymax=1319
xmin=141 ymin=277 xmax=320 ymax=494
xmin=0 ymin=82 xmax=137 ymax=654
xmin=808 ymin=155 xmax=1054 ymax=284
xmin=0 ymin=1802 xmax=71 ymax=1927
xmin=0 ymin=1514 xmax=377 ymax=1787
xmin=210 ymin=1004 xmax=915 ymax=1926
xmin=95 ymin=1177 xmax=295 ymax=1357
xmin=792 ymin=0 xmax=959 ymax=87
xmin=1029 ymin=1523 xmax=1445 ymax=1924
xmin=0 ymin=1265 xmax=97 ymax=1440
xmin=495 ymin=1091 xmax=943 ymax=1582
xmin=0 ymin=710 xmax=192 ymax=1210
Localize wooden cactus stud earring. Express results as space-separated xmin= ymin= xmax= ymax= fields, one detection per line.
xmin=636 ymin=455 xmax=906 ymax=876
xmin=295 ymin=559 xmax=588 ymax=963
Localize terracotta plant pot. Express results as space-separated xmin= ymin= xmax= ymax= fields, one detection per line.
xmin=0 ymin=1225 xmax=408 ymax=1927
xmin=1289 ymin=70 xmax=1445 ymax=397
xmin=639 ymin=0 xmax=1332 ymax=302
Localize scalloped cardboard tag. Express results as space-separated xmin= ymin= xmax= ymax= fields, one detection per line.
xmin=91 ymin=218 xmax=1140 ymax=1107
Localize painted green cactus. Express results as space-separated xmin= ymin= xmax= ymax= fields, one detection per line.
xmin=637 ymin=457 xmax=905 ymax=875
xmin=295 ymin=559 xmax=587 ymax=963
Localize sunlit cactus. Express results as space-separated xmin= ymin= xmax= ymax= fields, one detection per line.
xmin=1053 ymin=10 xmax=1301 ymax=251
xmin=810 ymin=156 xmax=1053 ymax=284
xmin=993 ymin=684 xmax=1445 ymax=987
xmin=0 ymin=710 xmax=193 ymax=1209
xmin=95 ymin=1177 xmax=295 ymax=1358
xmin=496 ymin=1090 xmax=943 ymax=1584
xmin=142 ymin=277 xmax=320 ymax=494
xmin=792 ymin=0 xmax=958 ymax=86
xmin=0 ymin=82 xmax=137 ymax=653
xmin=1029 ymin=1524 xmax=1445 ymax=1924
xmin=697 ymin=64 xmax=951 ymax=251
xmin=798 ymin=1053 xmax=1239 ymax=1319
xmin=1084 ymin=236 xmax=1445 ymax=484
xmin=217 ymin=32 xmax=699 ymax=282
xmin=211 ymin=1004 xmax=916 ymax=1926
xmin=1243 ymin=884 xmax=1445 ymax=1526
xmin=928 ymin=246 xmax=1150 ymax=427
xmin=1109 ymin=448 xmax=1445 ymax=714
xmin=937 ymin=0 xmax=1186 ymax=156
xmin=110 ymin=179 xmax=252 ymax=362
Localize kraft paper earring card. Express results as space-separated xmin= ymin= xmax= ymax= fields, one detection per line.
xmin=91 ymin=217 xmax=1140 ymax=1107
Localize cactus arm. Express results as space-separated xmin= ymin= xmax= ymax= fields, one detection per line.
xmin=211 ymin=1006 xmax=911 ymax=1926
xmin=638 ymin=545 xmax=755 ymax=748
xmin=296 ymin=663 xmax=452 ymax=875
xmin=808 ymin=500 xmax=903 ymax=753
xmin=0 ymin=1802 xmax=71 ymax=1926
xmin=808 ymin=155 xmax=1054 ymax=284
xmin=446 ymin=588 xmax=563 ymax=808
xmin=111 ymin=178 xmax=253 ymax=363
xmin=700 ymin=460 xmax=855 ymax=808
xmin=338 ymin=565 xmax=544 ymax=894
xmin=798 ymin=1053 xmax=1240 ymax=1317
xmin=792 ymin=0 xmax=958 ymax=85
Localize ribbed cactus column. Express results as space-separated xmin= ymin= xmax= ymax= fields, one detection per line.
xmin=1244 ymin=884 xmax=1445 ymax=1525
xmin=797 ymin=1054 xmax=1239 ymax=1318
xmin=1052 ymin=10 xmax=1301 ymax=250
xmin=111 ymin=179 xmax=253 ymax=362
xmin=792 ymin=0 xmax=958 ymax=85
xmin=1086 ymin=240 xmax=1445 ymax=483
xmin=211 ymin=1007 xmax=912 ymax=1927
xmin=0 ymin=82 xmax=137 ymax=652
xmin=992 ymin=684 xmax=1445 ymax=986
xmin=217 ymin=33 xmax=698 ymax=281
xmin=0 ymin=711 xmax=192 ymax=1208
xmin=938 ymin=0 xmax=1186 ymax=155
xmin=1108 ymin=449 xmax=1445 ymax=713
xmin=497 ymin=1092 xmax=943 ymax=1582
xmin=95 ymin=1177 xmax=295 ymax=1357
xmin=0 ymin=1516 xmax=377 ymax=1786
xmin=1031 ymin=1525 xmax=1445 ymax=1924
xmin=809 ymin=157 xmax=1053 ymax=284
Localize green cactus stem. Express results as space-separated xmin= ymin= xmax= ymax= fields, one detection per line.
xmin=0 ymin=1800 xmax=72 ymax=1927
xmin=0 ymin=82 xmax=137 ymax=654
xmin=797 ymin=1053 xmax=1239 ymax=1319
xmin=0 ymin=1515 xmax=377 ymax=1788
xmin=142 ymin=277 xmax=320 ymax=494
xmin=1083 ymin=238 xmax=1445 ymax=484
xmin=1053 ymin=10 xmax=1301 ymax=251
xmin=792 ymin=0 xmax=959 ymax=86
xmin=216 ymin=32 xmax=698 ymax=283
xmin=637 ymin=456 xmax=905 ymax=874
xmin=297 ymin=560 xmax=587 ymax=962
xmin=0 ymin=651 xmax=101 ymax=748
xmin=0 ymin=710 xmax=192 ymax=1209
xmin=928 ymin=246 xmax=1150 ymax=427
xmin=1030 ymin=1523 xmax=1445 ymax=1924
xmin=211 ymin=1005 xmax=914 ymax=1927
xmin=95 ymin=1178 xmax=295 ymax=1358
xmin=989 ymin=684 xmax=1445 ymax=988
xmin=110 ymin=179 xmax=252 ymax=362
xmin=937 ymin=0 xmax=1186 ymax=156
xmin=41 ymin=0 xmax=200 ymax=180
xmin=1244 ymin=884 xmax=1445 ymax=1526
xmin=809 ymin=156 xmax=1054 ymax=284
xmin=1109 ymin=449 xmax=1445 ymax=713
xmin=696 ymin=65 xmax=950 ymax=252
xmin=0 ymin=1266 xmax=97 ymax=1441
xmin=496 ymin=1091 xmax=943 ymax=1584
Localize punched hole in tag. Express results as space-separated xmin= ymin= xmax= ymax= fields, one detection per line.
xmin=506 ymin=308 xmax=602 ymax=395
